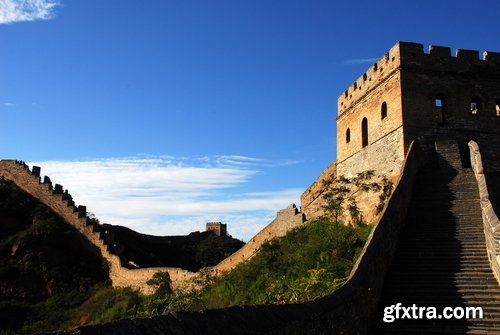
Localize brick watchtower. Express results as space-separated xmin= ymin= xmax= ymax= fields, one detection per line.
xmin=302 ymin=41 xmax=500 ymax=223
xmin=336 ymin=41 xmax=500 ymax=178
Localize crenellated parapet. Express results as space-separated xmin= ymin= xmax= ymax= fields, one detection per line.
xmin=338 ymin=42 xmax=500 ymax=117
xmin=0 ymin=160 xmax=199 ymax=294
xmin=207 ymin=204 xmax=306 ymax=276
xmin=336 ymin=40 xmax=500 ymax=188
xmin=0 ymin=160 xmax=308 ymax=294
xmin=338 ymin=42 xmax=403 ymax=117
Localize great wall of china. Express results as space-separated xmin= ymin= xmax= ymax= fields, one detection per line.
xmin=0 ymin=159 xmax=306 ymax=293
xmin=3 ymin=41 xmax=500 ymax=333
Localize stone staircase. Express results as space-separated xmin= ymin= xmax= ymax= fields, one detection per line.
xmin=369 ymin=138 xmax=500 ymax=334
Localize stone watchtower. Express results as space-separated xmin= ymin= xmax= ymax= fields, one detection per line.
xmin=206 ymin=222 xmax=227 ymax=236
xmin=302 ymin=41 xmax=500 ymax=222
xmin=336 ymin=41 xmax=500 ymax=178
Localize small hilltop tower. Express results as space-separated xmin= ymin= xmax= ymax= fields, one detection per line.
xmin=206 ymin=222 xmax=227 ymax=236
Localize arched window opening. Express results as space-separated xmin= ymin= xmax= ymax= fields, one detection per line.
xmin=435 ymin=94 xmax=444 ymax=125
xmin=381 ymin=101 xmax=388 ymax=119
xmin=435 ymin=97 xmax=443 ymax=108
xmin=361 ymin=118 xmax=368 ymax=148
xmin=496 ymin=99 xmax=500 ymax=116
xmin=346 ymin=128 xmax=351 ymax=143
xmin=470 ymin=97 xmax=480 ymax=115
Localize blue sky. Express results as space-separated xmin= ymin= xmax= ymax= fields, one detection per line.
xmin=1 ymin=0 xmax=500 ymax=240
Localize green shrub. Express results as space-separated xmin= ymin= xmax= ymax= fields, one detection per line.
xmin=194 ymin=217 xmax=371 ymax=309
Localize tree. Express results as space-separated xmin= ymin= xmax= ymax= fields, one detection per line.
xmin=322 ymin=170 xmax=392 ymax=225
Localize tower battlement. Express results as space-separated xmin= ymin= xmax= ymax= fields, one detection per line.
xmin=338 ymin=42 xmax=500 ymax=116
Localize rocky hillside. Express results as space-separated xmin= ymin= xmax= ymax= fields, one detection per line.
xmin=102 ymin=224 xmax=244 ymax=272
xmin=0 ymin=179 xmax=109 ymax=332
xmin=0 ymin=179 xmax=244 ymax=333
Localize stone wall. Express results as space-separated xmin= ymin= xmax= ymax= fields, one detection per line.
xmin=208 ymin=204 xmax=305 ymax=275
xmin=49 ymin=141 xmax=421 ymax=335
xmin=337 ymin=41 xmax=500 ymax=178
xmin=399 ymin=42 xmax=500 ymax=171
xmin=335 ymin=43 xmax=408 ymax=224
xmin=336 ymin=43 xmax=405 ymax=174
xmin=300 ymin=162 xmax=336 ymax=220
xmin=0 ymin=160 xmax=197 ymax=294
xmin=468 ymin=141 xmax=500 ymax=284
xmin=0 ymin=160 xmax=307 ymax=294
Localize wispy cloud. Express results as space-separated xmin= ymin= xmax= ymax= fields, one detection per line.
xmin=3 ymin=102 xmax=17 ymax=107
xmin=30 ymin=156 xmax=302 ymax=241
xmin=341 ymin=57 xmax=378 ymax=65
xmin=0 ymin=0 xmax=59 ymax=24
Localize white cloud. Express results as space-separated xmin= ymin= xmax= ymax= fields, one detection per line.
xmin=341 ymin=57 xmax=378 ymax=65
xmin=0 ymin=0 xmax=59 ymax=24
xmin=30 ymin=156 xmax=302 ymax=241
xmin=3 ymin=102 xmax=17 ymax=107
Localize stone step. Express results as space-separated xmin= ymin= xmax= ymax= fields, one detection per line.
xmin=381 ymin=282 xmax=500 ymax=290
xmin=401 ymin=237 xmax=486 ymax=242
xmin=392 ymin=251 xmax=488 ymax=257
xmin=384 ymin=273 xmax=497 ymax=281
xmin=369 ymin=141 xmax=499 ymax=334
xmin=378 ymin=298 xmax=500 ymax=308
xmin=411 ymin=188 xmax=480 ymax=196
xmin=407 ymin=227 xmax=485 ymax=232
xmin=388 ymin=263 xmax=491 ymax=270
xmin=389 ymin=255 xmax=490 ymax=262
xmin=405 ymin=220 xmax=483 ymax=226
xmin=371 ymin=324 xmax=500 ymax=335
xmin=382 ymin=287 xmax=500 ymax=296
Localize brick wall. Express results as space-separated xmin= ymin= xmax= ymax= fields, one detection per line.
xmin=48 ymin=141 xmax=422 ymax=335
xmin=0 ymin=160 xmax=307 ymax=294
xmin=208 ymin=204 xmax=305 ymax=275
xmin=300 ymin=162 xmax=336 ymax=220
xmin=468 ymin=141 xmax=500 ymax=284
xmin=0 ymin=160 xmax=197 ymax=294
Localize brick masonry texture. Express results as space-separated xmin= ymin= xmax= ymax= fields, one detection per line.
xmin=469 ymin=141 xmax=500 ymax=283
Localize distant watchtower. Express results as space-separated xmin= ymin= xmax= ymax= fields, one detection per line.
xmin=206 ymin=222 xmax=227 ymax=237
xmin=336 ymin=41 xmax=500 ymax=177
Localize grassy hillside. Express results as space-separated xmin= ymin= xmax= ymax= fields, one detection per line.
xmin=0 ymin=180 xmax=243 ymax=334
xmin=142 ymin=217 xmax=372 ymax=314
xmin=195 ymin=217 xmax=371 ymax=308
xmin=0 ymin=178 xmax=371 ymax=333
xmin=0 ymin=180 xmax=109 ymax=334
xmin=102 ymin=224 xmax=244 ymax=271
xmin=51 ymin=217 xmax=371 ymax=327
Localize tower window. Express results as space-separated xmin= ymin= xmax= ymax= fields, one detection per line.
xmin=381 ymin=102 xmax=388 ymax=119
xmin=346 ymin=128 xmax=351 ymax=143
xmin=496 ymin=99 xmax=500 ymax=116
xmin=361 ymin=118 xmax=368 ymax=148
xmin=435 ymin=94 xmax=445 ymax=125
xmin=470 ymin=97 xmax=480 ymax=114
xmin=435 ymin=98 xmax=443 ymax=108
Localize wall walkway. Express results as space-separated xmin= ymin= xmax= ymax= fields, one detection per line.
xmin=0 ymin=160 xmax=305 ymax=294
xmin=48 ymin=141 xmax=421 ymax=334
